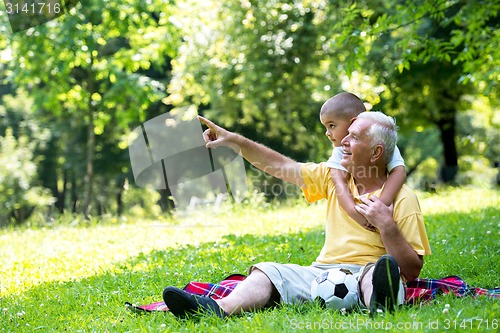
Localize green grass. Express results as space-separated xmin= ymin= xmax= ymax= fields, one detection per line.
xmin=1 ymin=188 xmax=499 ymax=332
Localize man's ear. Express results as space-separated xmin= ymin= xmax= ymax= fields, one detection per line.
xmin=371 ymin=145 xmax=384 ymax=162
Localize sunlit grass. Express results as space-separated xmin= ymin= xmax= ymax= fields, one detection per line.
xmin=0 ymin=199 xmax=323 ymax=297
xmin=1 ymin=188 xmax=499 ymax=332
xmin=417 ymin=187 xmax=499 ymax=215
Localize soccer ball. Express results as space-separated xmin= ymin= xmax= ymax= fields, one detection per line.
xmin=310 ymin=268 xmax=359 ymax=311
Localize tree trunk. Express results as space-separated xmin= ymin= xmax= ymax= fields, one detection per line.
xmin=83 ymin=106 xmax=95 ymax=219
xmin=160 ymin=160 xmax=175 ymax=212
xmin=436 ymin=108 xmax=458 ymax=184
xmin=59 ymin=168 xmax=68 ymax=213
xmin=39 ymin=135 xmax=61 ymax=212
xmin=116 ymin=177 xmax=124 ymax=216
xmin=71 ymin=172 xmax=78 ymax=213
xmin=82 ymin=66 xmax=96 ymax=221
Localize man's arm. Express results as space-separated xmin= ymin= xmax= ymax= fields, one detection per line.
xmin=198 ymin=116 xmax=305 ymax=187
xmin=355 ymin=195 xmax=423 ymax=281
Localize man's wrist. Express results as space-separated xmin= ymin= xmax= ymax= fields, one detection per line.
xmin=378 ymin=218 xmax=398 ymax=236
xmin=230 ymin=132 xmax=244 ymax=145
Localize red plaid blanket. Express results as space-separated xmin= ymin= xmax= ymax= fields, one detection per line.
xmin=125 ymin=274 xmax=245 ymax=313
xmin=125 ymin=274 xmax=499 ymax=313
xmin=405 ymin=275 xmax=500 ymax=304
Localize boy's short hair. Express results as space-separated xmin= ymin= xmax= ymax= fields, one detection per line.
xmin=357 ymin=111 xmax=397 ymax=164
xmin=320 ymin=92 xmax=366 ymax=120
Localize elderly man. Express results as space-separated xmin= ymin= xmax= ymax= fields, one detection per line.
xmin=163 ymin=93 xmax=431 ymax=318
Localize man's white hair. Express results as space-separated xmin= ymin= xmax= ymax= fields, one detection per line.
xmin=356 ymin=111 xmax=398 ymax=164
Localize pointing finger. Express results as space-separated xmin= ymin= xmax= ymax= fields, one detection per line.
xmin=197 ymin=115 xmax=217 ymax=130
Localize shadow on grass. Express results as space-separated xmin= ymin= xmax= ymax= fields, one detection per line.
xmin=2 ymin=207 xmax=499 ymax=331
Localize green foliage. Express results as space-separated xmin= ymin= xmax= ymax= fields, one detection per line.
xmin=167 ymin=0 xmax=354 ymax=162
xmin=8 ymin=0 xmax=178 ymax=113
xmin=0 ymin=129 xmax=54 ymax=225
xmin=360 ymin=0 xmax=500 ymax=91
xmin=166 ymin=0 xmax=499 ymax=187
xmin=121 ymin=184 xmax=163 ymax=220
xmin=0 ymin=0 xmax=499 ymax=220
xmin=2 ymin=0 xmax=182 ymax=217
xmin=345 ymin=0 xmax=499 ymax=184
xmin=456 ymin=97 xmax=500 ymax=165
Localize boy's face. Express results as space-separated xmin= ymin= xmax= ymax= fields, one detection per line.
xmin=320 ymin=111 xmax=352 ymax=147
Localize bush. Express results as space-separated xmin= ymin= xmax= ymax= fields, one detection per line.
xmin=121 ymin=184 xmax=162 ymax=220
xmin=0 ymin=128 xmax=54 ymax=225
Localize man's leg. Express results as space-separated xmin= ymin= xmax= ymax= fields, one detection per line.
xmin=163 ymin=267 xmax=278 ymax=318
xmin=359 ymin=266 xmax=375 ymax=307
xmin=359 ymin=255 xmax=405 ymax=314
xmin=216 ymin=268 xmax=279 ymax=315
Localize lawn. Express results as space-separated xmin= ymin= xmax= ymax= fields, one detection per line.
xmin=1 ymin=188 xmax=499 ymax=332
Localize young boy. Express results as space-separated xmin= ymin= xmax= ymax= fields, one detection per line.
xmin=320 ymin=92 xmax=406 ymax=230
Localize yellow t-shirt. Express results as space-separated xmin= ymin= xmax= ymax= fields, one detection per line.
xmin=301 ymin=162 xmax=431 ymax=266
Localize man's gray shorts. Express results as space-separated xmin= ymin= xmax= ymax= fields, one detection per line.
xmin=250 ymin=262 xmax=364 ymax=304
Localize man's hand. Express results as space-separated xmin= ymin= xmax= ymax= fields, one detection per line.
xmin=354 ymin=195 xmax=394 ymax=231
xmin=198 ymin=115 xmax=241 ymax=153
xmin=197 ymin=115 xmax=305 ymax=187
xmin=355 ymin=195 xmax=423 ymax=281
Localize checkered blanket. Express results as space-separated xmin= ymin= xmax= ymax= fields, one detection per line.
xmin=125 ymin=274 xmax=499 ymax=313
xmin=125 ymin=274 xmax=245 ymax=313
xmin=405 ymin=275 xmax=500 ymax=304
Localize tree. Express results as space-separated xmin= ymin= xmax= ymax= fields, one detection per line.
xmin=0 ymin=128 xmax=54 ymax=225
xmin=5 ymin=0 xmax=179 ymax=217
xmin=166 ymin=0 xmax=348 ymax=197
xmin=168 ymin=1 xmax=326 ymax=160
xmin=167 ymin=0 xmax=499 ymax=186
xmin=321 ymin=0 xmax=499 ymax=183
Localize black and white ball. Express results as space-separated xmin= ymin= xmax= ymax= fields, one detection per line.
xmin=310 ymin=268 xmax=359 ymax=311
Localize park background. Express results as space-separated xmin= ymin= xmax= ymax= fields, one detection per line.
xmin=0 ymin=1 xmax=499 ymax=332
xmin=0 ymin=0 xmax=499 ymax=224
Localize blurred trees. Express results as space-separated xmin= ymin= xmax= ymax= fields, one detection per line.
xmin=2 ymin=0 xmax=179 ymax=221
xmin=359 ymin=0 xmax=499 ymax=183
xmin=0 ymin=93 xmax=55 ymax=225
xmin=0 ymin=0 xmax=498 ymax=224
xmin=168 ymin=0 xmax=499 ymax=188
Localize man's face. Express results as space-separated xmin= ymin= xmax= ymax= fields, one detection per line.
xmin=340 ymin=118 xmax=373 ymax=172
xmin=319 ymin=112 xmax=352 ymax=148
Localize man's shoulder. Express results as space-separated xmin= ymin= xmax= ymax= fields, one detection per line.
xmin=300 ymin=162 xmax=332 ymax=187
xmin=395 ymin=184 xmax=421 ymax=208
xmin=399 ymin=184 xmax=417 ymax=196
xmin=300 ymin=162 xmax=330 ymax=174
xmin=300 ymin=162 xmax=333 ymax=202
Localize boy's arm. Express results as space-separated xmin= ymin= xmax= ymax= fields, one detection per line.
xmin=379 ymin=166 xmax=406 ymax=206
xmin=331 ymin=168 xmax=375 ymax=231
xmin=198 ymin=115 xmax=305 ymax=187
